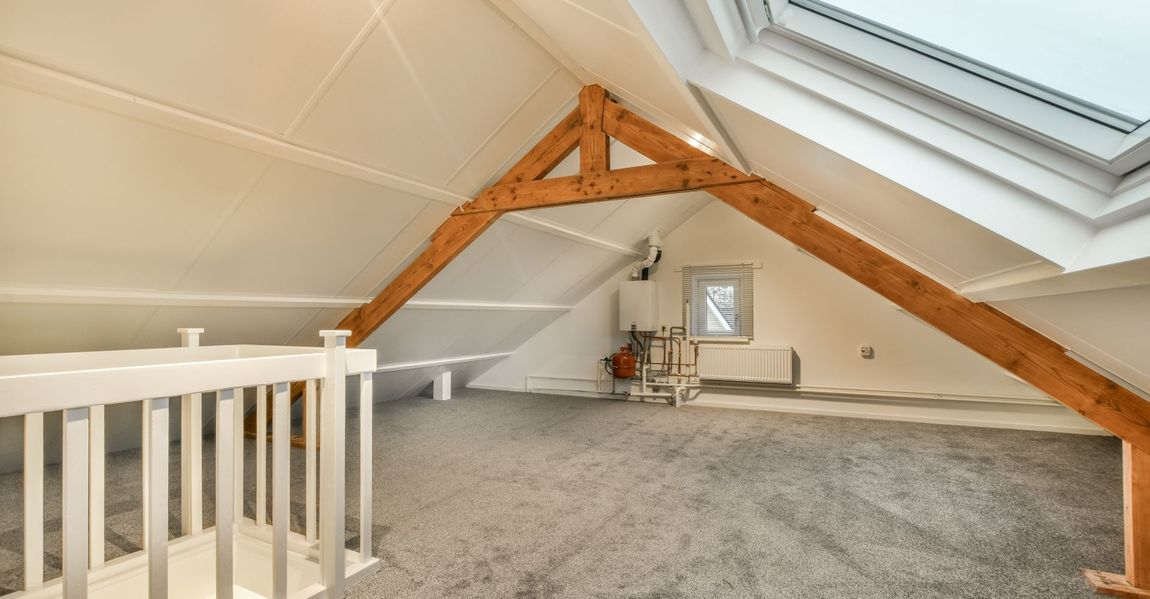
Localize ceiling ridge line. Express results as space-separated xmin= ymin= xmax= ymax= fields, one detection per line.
xmin=0 ymin=51 xmax=469 ymax=207
xmin=283 ymin=0 xmax=397 ymax=137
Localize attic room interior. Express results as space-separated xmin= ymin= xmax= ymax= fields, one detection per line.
xmin=3 ymin=1 xmax=1150 ymax=598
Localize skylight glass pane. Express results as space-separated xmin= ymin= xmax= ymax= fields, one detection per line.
xmin=808 ymin=0 xmax=1150 ymax=125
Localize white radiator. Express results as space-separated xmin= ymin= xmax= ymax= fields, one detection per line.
xmin=697 ymin=345 xmax=794 ymax=384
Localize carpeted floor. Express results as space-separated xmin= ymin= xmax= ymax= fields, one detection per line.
xmin=0 ymin=388 xmax=1124 ymax=598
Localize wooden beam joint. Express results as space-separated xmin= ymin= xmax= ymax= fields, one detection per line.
xmin=579 ymin=84 xmax=609 ymax=173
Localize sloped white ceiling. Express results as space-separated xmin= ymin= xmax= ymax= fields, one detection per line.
xmin=0 ymin=0 xmax=712 ymax=400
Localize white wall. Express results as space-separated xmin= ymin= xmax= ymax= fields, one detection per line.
xmin=472 ymin=201 xmax=1102 ymax=434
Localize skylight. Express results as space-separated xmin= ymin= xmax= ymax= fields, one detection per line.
xmin=790 ymin=0 xmax=1150 ymax=132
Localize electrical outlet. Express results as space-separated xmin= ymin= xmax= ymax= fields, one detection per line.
xmin=859 ymin=345 xmax=875 ymax=359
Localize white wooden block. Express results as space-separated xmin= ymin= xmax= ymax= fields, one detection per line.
xmin=215 ymin=389 xmax=235 ymax=599
xmin=432 ymin=371 xmax=451 ymax=401
xmin=62 ymin=407 xmax=90 ymax=599
xmin=24 ymin=412 xmax=44 ymax=590
xmin=233 ymin=387 xmax=244 ymax=526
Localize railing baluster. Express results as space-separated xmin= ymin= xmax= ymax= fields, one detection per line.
xmin=216 ymin=388 xmax=236 ymax=599
xmin=179 ymin=328 xmax=205 ymax=536
xmin=62 ymin=407 xmax=90 ymax=599
xmin=272 ymin=382 xmax=290 ymax=599
xmin=233 ymin=387 xmax=244 ymax=524
xmin=146 ymin=398 xmax=169 ymax=598
xmin=89 ymin=405 xmax=105 ymax=567
xmin=181 ymin=390 xmax=203 ymax=535
xmin=320 ymin=331 xmax=349 ymax=597
xmin=305 ymin=378 xmax=318 ymax=543
xmin=256 ymin=383 xmax=267 ymax=527
xmin=24 ymin=412 xmax=44 ymax=590
xmin=141 ymin=399 xmax=150 ymax=551
xmin=360 ymin=372 xmax=373 ymax=563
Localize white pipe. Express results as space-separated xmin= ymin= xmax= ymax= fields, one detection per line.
xmin=629 ymin=231 xmax=663 ymax=280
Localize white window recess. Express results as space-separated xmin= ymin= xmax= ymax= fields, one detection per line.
xmin=2 ymin=329 xmax=379 ymax=599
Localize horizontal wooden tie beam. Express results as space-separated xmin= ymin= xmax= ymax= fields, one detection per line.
xmin=455 ymin=157 xmax=755 ymax=214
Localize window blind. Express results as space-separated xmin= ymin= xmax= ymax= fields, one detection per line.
xmin=681 ymin=264 xmax=754 ymax=339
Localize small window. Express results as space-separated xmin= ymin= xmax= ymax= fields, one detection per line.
xmin=682 ymin=264 xmax=754 ymax=339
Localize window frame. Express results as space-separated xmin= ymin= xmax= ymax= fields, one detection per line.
xmin=747 ymin=0 xmax=1150 ymax=175
xmin=682 ymin=264 xmax=755 ymax=342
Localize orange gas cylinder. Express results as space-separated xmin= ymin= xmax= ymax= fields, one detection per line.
xmin=610 ymin=345 xmax=636 ymax=378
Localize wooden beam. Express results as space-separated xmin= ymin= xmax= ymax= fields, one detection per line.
xmin=455 ymin=157 xmax=754 ymax=214
xmin=1093 ymin=442 xmax=1150 ymax=597
xmin=338 ymin=108 xmax=582 ymax=347
xmin=579 ymin=85 xmax=609 ymax=173
xmin=604 ymin=97 xmax=1150 ymax=451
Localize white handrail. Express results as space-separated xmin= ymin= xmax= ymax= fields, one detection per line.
xmin=5 ymin=329 xmax=378 ymax=599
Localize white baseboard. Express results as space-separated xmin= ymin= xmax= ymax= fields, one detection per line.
xmin=466 ymin=380 xmax=1108 ymax=436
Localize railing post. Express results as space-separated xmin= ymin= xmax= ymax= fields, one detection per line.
xmin=179 ymin=327 xmax=204 ymax=535
xmin=359 ymin=372 xmax=373 ymax=563
xmin=319 ymin=330 xmax=349 ymax=598
xmin=62 ymin=407 xmax=90 ymax=599
xmin=305 ymin=378 xmax=318 ymax=543
xmin=24 ymin=412 xmax=44 ymax=590
xmin=145 ymin=398 xmax=169 ymax=598
xmin=215 ymin=388 xmax=236 ymax=599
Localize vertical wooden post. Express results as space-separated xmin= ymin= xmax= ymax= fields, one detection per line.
xmin=146 ymin=398 xmax=169 ymax=598
xmin=1085 ymin=443 xmax=1150 ymax=597
xmin=579 ymin=84 xmax=609 ymax=173
xmin=62 ymin=407 xmax=90 ymax=599
xmin=88 ymin=405 xmax=105 ymax=567
xmin=305 ymin=378 xmax=318 ymax=543
xmin=320 ymin=330 xmax=348 ymax=597
xmin=24 ymin=412 xmax=44 ymax=590
xmin=271 ymin=382 xmax=290 ymax=599
xmin=359 ymin=372 xmax=373 ymax=563
xmin=215 ymin=388 xmax=235 ymax=599
xmin=179 ymin=328 xmax=204 ymax=535
xmin=256 ymin=384 xmax=267 ymax=527
xmin=1127 ymin=442 xmax=1150 ymax=587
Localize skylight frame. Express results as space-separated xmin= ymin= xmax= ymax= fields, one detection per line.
xmin=751 ymin=0 xmax=1150 ymax=176
xmin=789 ymin=0 xmax=1146 ymax=134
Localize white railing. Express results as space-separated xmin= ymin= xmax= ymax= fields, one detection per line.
xmin=0 ymin=329 xmax=379 ymax=599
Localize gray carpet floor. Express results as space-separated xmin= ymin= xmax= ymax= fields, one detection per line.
xmin=0 ymin=388 xmax=1124 ymax=598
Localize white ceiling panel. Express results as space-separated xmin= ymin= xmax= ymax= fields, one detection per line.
xmin=511 ymin=0 xmax=711 ymax=135
xmin=703 ymin=90 xmax=1044 ymax=285
xmin=130 ymin=306 xmax=318 ymax=349
xmin=994 ymin=285 xmax=1150 ymax=393
xmin=508 ymin=243 xmax=621 ymax=303
xmin=417 ymin=225 xmax=577 ymax=302
xmin=291 ymin=24 xmax=462 ymax=185
xmin=0 ymin=84 xmax=268 ymax=290
xmin=0 ymin=0 xmax=377 ymax=132
xmin=0 ymin=304 xmax=153 ymax=355
xmin=384 ymin=0 xmax=559 ymax=168
xmin=178 ymin=159 xmax=428 ymax=296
